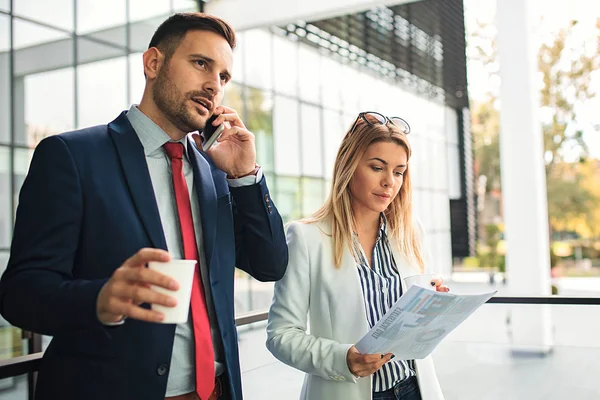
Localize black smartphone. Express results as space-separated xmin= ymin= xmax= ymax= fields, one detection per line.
xmin=202 ymin=114 xmax=225 ymax=151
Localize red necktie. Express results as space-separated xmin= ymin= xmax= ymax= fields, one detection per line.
xmin=164 ymin=142 xmax=215 ymax=400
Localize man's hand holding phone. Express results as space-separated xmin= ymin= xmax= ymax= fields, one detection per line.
xmin=201 ymin=113 xmax=225 ymax=152
xmin=193 ymin=105 xmax=257 ymax=178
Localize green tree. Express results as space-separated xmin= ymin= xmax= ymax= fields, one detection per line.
xmin=469 ymin=19 xmax=600 ymax=235
xmin=538 ymin=20 xmax=600 ymax=231
xmin=472 ymin=96 xmax=501 ymax=191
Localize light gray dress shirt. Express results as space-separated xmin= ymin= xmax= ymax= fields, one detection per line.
xmin=126 ymin=105 xmax=261 ymax=396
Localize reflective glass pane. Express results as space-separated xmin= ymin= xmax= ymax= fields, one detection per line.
xmin=273 ymin=35 xmax=297 ymax=96
xmin=77 ymin=37 xmax=126 ymax=64
xmin=300 ymin=103 xmax=322 ymax=177
xmin=356 ymin=73 xmax=374 ymax=111
xmin=321 ymin=56 xmax=341 ymax=110
xmin=172 ymin=0 xmax=198 ymax=12
xmin=0 ymin=249 xmax=26 ymax=398
xmin=243 ymin=29 xmax=272 ymax=90
xmin=129 ymin=16 xmax=164 ymax=53
xmin=77 ymin=57 xmax=127 ymax=128
xmin=14 ymin=0 xmax=73 ymax=31
xmin=129 ymin=0 xmax=170 ymax=23
xmin=14 ymin=23 xmax=73 ymax=85
xmin=0 ymin=14 xmax=9 ymax=144
xmin=77 ymin=0 xmax=126 ymax=33
xmin=77 ymin=0 xmax=126 ymax=47
xmin=231 ymin=32 xmax=244 ymax=84
xmin=13 ymin=18 xmax=71 ymax=50
xmin=222 ymin=82 xmax=244 ymax=120
xmin=340 ymin=65 xmax=360 ymax=114
xmin=273 ymin=95 xmax=300 ymax=176
xmin=0 ymin=0 xmax=8 ymax=11
xmin=322 ymin=109 xmax=345 ymax=179
xmin=447 ymin=143 xmax=461 ymax=199
xmin=301 ymin=177 xmax=324 ymax=217
xmin=13 ymin=148 xmax=34 ymax=211
xmin=20 ymin=68 xmax=75 ymax=147
xmin=0 ymin=146 xmax=10 ymax=247
xmin=129 ymin=53 xmax=145 ymax=105
xmin=246 ymin=88 xmax=273 ymax=173
xmin=275 ymin=176 xmax=301 ymax=223
xmin=298 ymin=44 xmax=320 ymax=103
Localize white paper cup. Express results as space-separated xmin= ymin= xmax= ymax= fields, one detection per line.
xmin=404 ymin=273 xmax=439 ymax=291
xmin=148 ymin=260 xmax=196 ymax=323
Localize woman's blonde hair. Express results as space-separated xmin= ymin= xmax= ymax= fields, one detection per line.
xmin=305 ymin=115 xmax=424 ymax=271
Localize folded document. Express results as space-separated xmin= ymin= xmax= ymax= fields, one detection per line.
xmin=355 ymin=285 xmax=497 ymax=359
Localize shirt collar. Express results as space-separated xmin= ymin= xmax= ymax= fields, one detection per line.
xmin=126 ymin=104 xmax=190 ymax=156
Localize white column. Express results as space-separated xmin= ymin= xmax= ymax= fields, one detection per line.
xmin=205 ymin=0 xmax=419 ymax=31
xmin=496 ymin=0 xmax=553 ymax=354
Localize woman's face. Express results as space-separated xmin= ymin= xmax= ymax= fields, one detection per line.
xmin=349 ymin=141 xmax=408 ymax=218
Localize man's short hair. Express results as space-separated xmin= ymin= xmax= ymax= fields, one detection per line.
xmin=148 ymin=13 xmax=236 ymax=61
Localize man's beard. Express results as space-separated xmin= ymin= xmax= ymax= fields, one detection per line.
xmin=152 ymin=67 xmax=206 ymax=133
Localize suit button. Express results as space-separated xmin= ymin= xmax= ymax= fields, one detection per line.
xmin=157 ymin=364 xmax=169 ymax=376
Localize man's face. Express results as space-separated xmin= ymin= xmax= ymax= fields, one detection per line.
xmin=152 ymin=30 xmax=233 ymax=134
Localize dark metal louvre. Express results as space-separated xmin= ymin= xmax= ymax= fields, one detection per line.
xmin=276 ymin=0 xmax=469 ymax=109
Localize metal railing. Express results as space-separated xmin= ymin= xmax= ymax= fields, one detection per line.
xmin=1 ymin=296 xmax=599 ymax=398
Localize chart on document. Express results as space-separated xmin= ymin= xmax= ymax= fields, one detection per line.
xmin=355 ymin=285 xmax=496 ymax=359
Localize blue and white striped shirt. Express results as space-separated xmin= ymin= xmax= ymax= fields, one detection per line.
xmin=352 ymin=215 xmax=416 ymax=392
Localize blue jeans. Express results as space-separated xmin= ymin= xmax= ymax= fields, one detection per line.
xmin=372 ymin=376 xmax=422 ymax=400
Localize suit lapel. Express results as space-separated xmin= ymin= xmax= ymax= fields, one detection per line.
xmin=341 ymin=245 xmax=371 ymax=337
xmin=108 ymin=112 xmax=167 ymax=250
xmin=186 ymin=137 xmax=218 ymax=268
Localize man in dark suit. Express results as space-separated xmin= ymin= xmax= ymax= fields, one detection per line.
xmin=0 ymin=12 xmax=288 ymax=400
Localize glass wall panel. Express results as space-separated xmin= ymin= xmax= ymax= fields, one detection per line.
xmin=358 ymin=72 xmax=379 ymax=111
xmin=408 ymin=134 xmax=423 ymax=187
xmin=222 ymin=82 xmax=245 ymax=119
xmin=298 ymin=44 xmax=320 ymax=104
xmin=300 ymin=103 xmax=322 ymax=177
xmin=321 ymin=56 xmax=341 ymax=110
xmin=128 ymin=52 xmax=145 ymax=104
xmin=0 ymin=146 xmax=10 ymax=248
xmin=22 ymin=68 xmax=75 ymax=147
xmin=129 ymin=16 xmax=164 ymax=53
xmin=243 ymin=29 xmax=272 ymax=90
xmin=273 ymin=95 xmax=300 ymax=176
xmin=77 ymin=57 xmax=127 ymax=128
xmin=77 ymin=0 xmax=126 ymax=47
xmin=14 ymin=0 xmax=73 ymax=31
xmin=322 ymin=109 xmax=344 ymax=179
xmin=301 ymin=177 xmax=324 ymax=217
xmin=340 ymin=64 xmax=360 ymax=114
xmin=273 ymin=35 xmax=297 ymax=97
xmin=13 ymin=17 xmax=71 ymax=53
xmin=0 ymin=249 xmax=26 ymax=399
xmin=0 ymin=0 xmax=8 ymax=11
xmin=246 ymin=87 xmax=274 ymax=173
xmin=77 ymin=37 xmax=126 ymax=64
xmin=231 ymin=31 xmax=244 ymax=84
xmin=0 ymin=14 xmax=10 ymax=144
xmin=172 ymin=0 xmax=198 ymax=12
xmin=13 ymin=148 xmax=34 ymax=210
xmin=129 ymin=0 xmax=170 ymax=23
xmin=275 ymin=176 xmax=301 ymax=223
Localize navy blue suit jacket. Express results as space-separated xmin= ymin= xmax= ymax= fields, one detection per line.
xmin=0 ymin=112 xmax=288 ymax=400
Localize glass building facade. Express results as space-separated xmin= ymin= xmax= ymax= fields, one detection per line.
xmin=0 ymin=0 xmax=472 ymax=397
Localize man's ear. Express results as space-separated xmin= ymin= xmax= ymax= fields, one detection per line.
xmin=142 ymin=47 xmax=165 ymax=80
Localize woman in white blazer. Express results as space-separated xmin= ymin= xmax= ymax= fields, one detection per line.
xmin=266 ymin=112 xmax=448 ymax=400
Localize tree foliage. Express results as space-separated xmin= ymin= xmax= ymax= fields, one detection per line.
xmin=469 ymin=18 xmax=600 ymax=236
